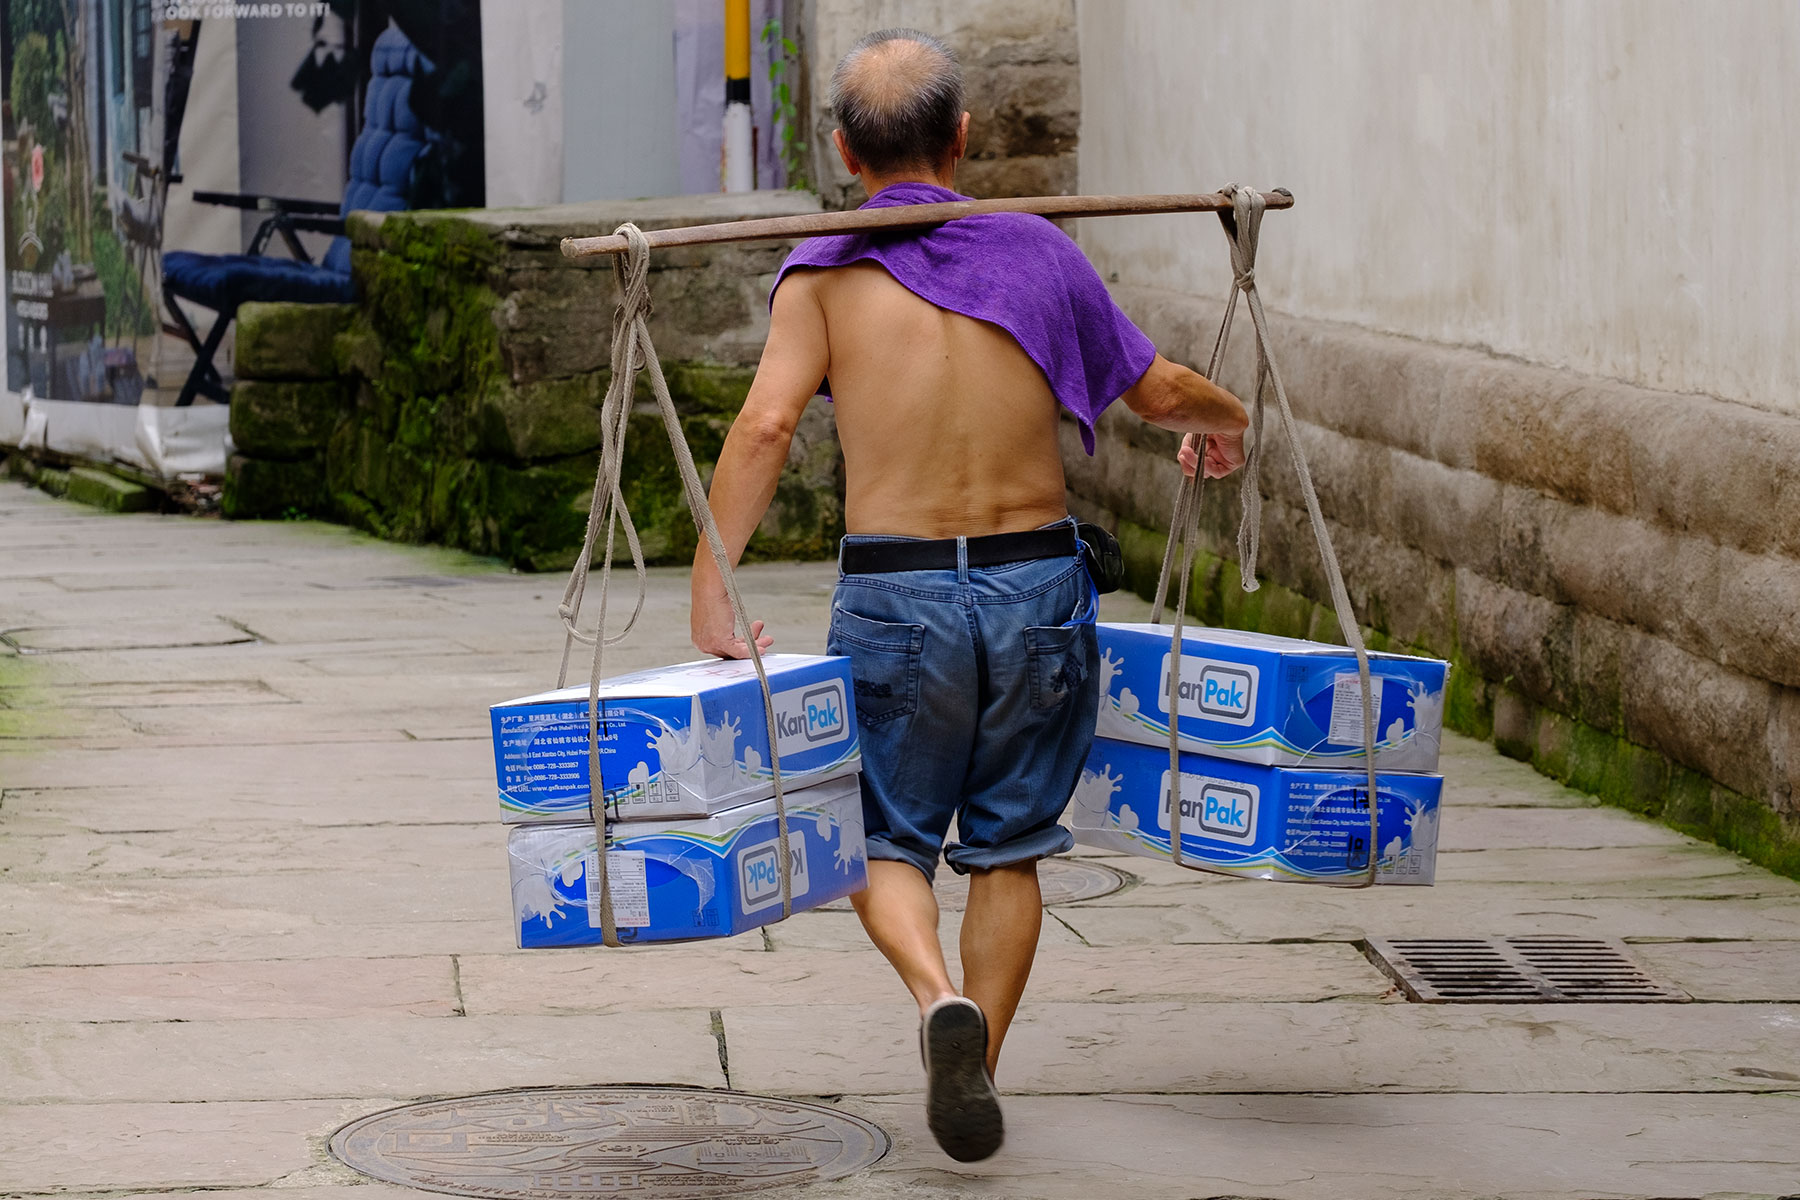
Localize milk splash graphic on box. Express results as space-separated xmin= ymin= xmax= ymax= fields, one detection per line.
xmin=490 ymin=654 xmax=861 ymax=822
xmin=507 ymin=774 xmax=869 ymax=946
xmin=1071 ymin=737 xmax=1440 ymax=885
xmin=1094 ymin=624 xmax=1449 ymax=771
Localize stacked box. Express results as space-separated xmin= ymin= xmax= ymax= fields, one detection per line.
xmin=508 ymin=774 xmax=869 ymax=946
xmin=1095 ymin=624 xmax=1449 ymax=771
xmin=1071 ymin=737 xmax=1440 ymax=885
xmin=490 ymin=654 xmax=862 ymax=823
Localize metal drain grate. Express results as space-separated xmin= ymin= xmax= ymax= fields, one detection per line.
xmin=1366 ymin=937 xmax=1689 ymax=1003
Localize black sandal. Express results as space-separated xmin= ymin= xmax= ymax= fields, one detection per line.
xmin=920 ymin=996 xmax=1004 ymax=1162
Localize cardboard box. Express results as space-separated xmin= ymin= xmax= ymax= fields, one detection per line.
xmin=490 ymin=654 xmax=861 ymax=823
xmin=507 ymin=774 xmax=868 ymax=947
xmin=1095 ymin=623 xmax=1449 ymax=771
xmin=1071 ymin=736 xmax=1440 ymax=885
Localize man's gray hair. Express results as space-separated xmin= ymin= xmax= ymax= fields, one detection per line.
xmin=829 ymin=29 xmax=965 ymax=174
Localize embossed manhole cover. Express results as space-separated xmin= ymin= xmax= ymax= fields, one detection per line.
xmin=820 ymin=856 xmax=1129 ymax=911
xmin=1035 ymin=858 xmax=1129 ymax=905
xmin=330 ymin=1087 xmax=889 ymax=1198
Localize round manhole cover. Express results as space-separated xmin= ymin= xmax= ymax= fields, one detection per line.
xmin=1036 ymin=858 xmax=1130 ymax=906
xmin=331 ymin=1087 xmax=889 ymax=1198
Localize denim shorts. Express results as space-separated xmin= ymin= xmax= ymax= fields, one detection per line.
xmin=826 ymin=519 xmax=1100 ymax=880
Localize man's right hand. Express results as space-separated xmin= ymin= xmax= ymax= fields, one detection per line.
xmin=1178 ymin=431 xmax=1246 ymax=479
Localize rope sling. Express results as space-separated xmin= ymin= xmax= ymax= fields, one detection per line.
xmin=555 ymin=224 xmax=793 ymax=947
xmin=1150 ymin=186 xmax=1381 ymax=887
xmin=555 ymin=185 xmax=1382 ymax=945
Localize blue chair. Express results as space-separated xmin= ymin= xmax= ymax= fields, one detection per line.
xmin=162 ymin=27 xmax=443 ymax=406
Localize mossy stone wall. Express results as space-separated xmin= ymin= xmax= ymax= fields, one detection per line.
xmin=1068 ymin=286 xmax=1800 ymax=880
xmin=224 ymin=192 xmax=841 ymax=570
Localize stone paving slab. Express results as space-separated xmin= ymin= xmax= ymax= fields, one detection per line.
xmin=724 ymin=1000 xmax=1800 ymax=1097
xmin=1633 ymin=941 xmax=1800 ymax=1003
xmin=0 ymin=782 xmax=487 ymax=835
xmin=0 ymin=956 xmax=458 ymax=1021
xmin=815 ymin=1092 xmax=1800 ymax=1200
xmin=0 ymin=735 xmax=495 ymax=791
xmin=1051 ymin=884 xmax=1800 ymax=943
xmin=0 ymin=1098 xmax=368 ymax=1191
xmin=1436 ymin=805 xmax=1700 ymax=849
xmin=6 ymin=485 xmax=1800 ymax=1199
xmin=0 ymin=820 xmax=492 ymax=877
xmin=4 ymin=1011 xmax=724 ymax=1103
xmin=1431 ymin=844 xmax=1787 ymax=883
xmin=456 ymin=942 xmax=1392 ymax=1016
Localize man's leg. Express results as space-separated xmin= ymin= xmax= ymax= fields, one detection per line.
xmin=849 ymin=859 xmax=958 ymax=1010
xmin=959 ymin=859 xmax=1043 ymax=1077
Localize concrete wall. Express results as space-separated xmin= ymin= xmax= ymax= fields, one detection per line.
xmin=1070 ymin=1 xmax=1800 ymax=875
xmin=807 ymin=0 xmax=1080 ymax=207
xmin=1076 ymin=0 xmax=1800 ymax=420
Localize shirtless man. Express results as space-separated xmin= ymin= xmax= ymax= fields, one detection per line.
xmin=691 ymin=29 xmax=1247 ymax=1163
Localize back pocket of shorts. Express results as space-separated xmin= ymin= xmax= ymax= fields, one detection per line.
xmin=828 ymin=607 xmax=924 ymax=725
xmin=1024 ymin=624 xmax=1091 ymax=711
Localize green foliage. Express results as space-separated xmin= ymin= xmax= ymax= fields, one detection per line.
xmin=760 ymin=18 xmax=809 ymax=191
xmin=10 ymin=0 xmax=69 ymax=41
xmin=10 ymin=32 xmax=60 ymax=139
xmin=89 ymin=225 xmax=153 ymax=336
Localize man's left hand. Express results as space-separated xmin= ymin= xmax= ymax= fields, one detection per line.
xmin=693 ymin=591 xmax=775 ymax=660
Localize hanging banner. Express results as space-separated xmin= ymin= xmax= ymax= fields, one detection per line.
xmin=3 ymin=1 xmax=794 ymax=478
xmin=2 ymin=0 xmax=484 ymax=472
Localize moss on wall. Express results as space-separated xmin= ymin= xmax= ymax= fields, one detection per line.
xmin=226 ymin=210 xmax=846 ymax=569
xmin=1110 ymin=514 xmax=1800 ymax=881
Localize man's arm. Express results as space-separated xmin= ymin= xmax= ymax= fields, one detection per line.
xmin=1121 ymin=354 xmax=1250 ymax=479
xmin=690 ymin=272 xmax=831 ymax=658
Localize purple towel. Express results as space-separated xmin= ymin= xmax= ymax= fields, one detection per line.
xmin=772 ymin=181 xmax=1156 ymax=454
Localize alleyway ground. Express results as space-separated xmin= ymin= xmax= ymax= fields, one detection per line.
xmin=2 ymin=482 xmax=1798 ymax=1200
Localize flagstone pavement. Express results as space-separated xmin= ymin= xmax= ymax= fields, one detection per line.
xmin=2 ymin=481 xmax=1797 ymax=1200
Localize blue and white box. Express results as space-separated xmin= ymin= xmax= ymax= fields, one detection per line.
xmin=1095 ymin=624 xmax=1449 ymax=771
xmin=490 ymin=654 xmax=861 ymax=823
xmin=1071 ymin=736 xmax=1440 ymax=885
xmin=507 ymin=773 xmax=868 ymax=946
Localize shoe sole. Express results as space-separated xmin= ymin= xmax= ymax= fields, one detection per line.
xmin=923 ymin=1000 xmax=1004 ymax=1162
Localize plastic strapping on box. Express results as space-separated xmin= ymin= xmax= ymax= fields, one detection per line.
xmin=553 ymin=223 xmax=793 ymax=946
xmin=1150 ymin=186 xmax=1380 ymax=887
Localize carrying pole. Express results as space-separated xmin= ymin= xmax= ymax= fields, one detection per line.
xmin=560 ymin=189 xmax=1293 ymax=260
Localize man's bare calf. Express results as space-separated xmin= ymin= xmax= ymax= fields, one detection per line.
xmin=849 ymin=857 xmax=1043 ymax=1078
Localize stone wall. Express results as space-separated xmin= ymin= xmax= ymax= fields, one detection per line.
xmin=806 ymin=0 xmax=1079 ymax=207
xmin=224 ymin=192 xmax=847 ymax=571
xmin=1063 ymin=287 xmax=1800 ymax=878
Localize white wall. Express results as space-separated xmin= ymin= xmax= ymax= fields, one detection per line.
xmin=483 ymin=1 xmax=566 ymax=207
xmin=1076 ymin=0 xmax=1800 ymax=417
xmin=566 ymin=0 xmax=682 ymax=202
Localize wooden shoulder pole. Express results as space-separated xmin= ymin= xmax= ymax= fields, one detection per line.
xmin=559 ymin=189 xmax=1293 ymax=260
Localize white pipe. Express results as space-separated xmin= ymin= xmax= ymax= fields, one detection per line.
xmin=723 ymin=102 xmax=754 ymax=193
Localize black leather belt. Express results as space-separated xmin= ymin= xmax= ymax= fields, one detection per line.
xmin=840 ymin=525 xmax=1077 ymax=575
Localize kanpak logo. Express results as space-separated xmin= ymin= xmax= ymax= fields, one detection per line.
xmin=740 ymin=830 xmax=811 ymax=913
xmin=1158 ymin=655 xmax=1260 ymax=727
xmin=1166 ymin=771 xmax=1259 ymax=845
xmin=772 ymin=681 xmax=850 ymax=757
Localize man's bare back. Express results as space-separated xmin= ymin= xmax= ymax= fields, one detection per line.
xmin=791 ymin=261 xmax=1068 ymax=538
